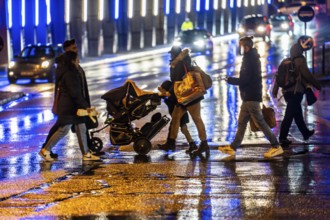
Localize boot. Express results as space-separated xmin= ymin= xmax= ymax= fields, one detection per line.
xmin=158 ymin=138 xmax=176 ymax=151
xmin=191 ymin=140 xmax=210 ymax=157
xmin=185 ymin=142 xmax=198 ymax=154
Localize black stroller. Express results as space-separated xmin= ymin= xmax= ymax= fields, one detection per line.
xmin=89 ymin=80 xmax=170 ymax=155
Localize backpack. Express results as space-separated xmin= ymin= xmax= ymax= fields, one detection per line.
xmin=192 ymin=61 xmax=213 ymax=90
xmin=275 ymin=56 xmax=302 ymax=89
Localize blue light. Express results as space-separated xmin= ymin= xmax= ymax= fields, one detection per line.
xmin=230 ymin=0 xmax=234 ymax=8
xmin=115 ymin=0 xmax=119 ymax=19
xmin=7 ymin=0 xmax=12 ymax=28
xmin=21 ymin=0 xmax=25 ymax=27
xmin=196 ymin=0 xmax=201 ymax=12
xmin=165 ymin=0 xmax=170 ymax=15
xmin=205 ymin=0 xmax=209 ymax=11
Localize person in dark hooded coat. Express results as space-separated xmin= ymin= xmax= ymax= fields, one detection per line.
xmin=272 ymin=37 xmax=321 ymax=145
xmin=218 ymin=36 xmax=283 ymax=158
xmin=39 ymin=51 xmax=100 ymax=162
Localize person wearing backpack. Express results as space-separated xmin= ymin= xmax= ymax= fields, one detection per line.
xmin=218 ymin=36 xmax=283 ymax=158
xmin=272 ymin=37 xmax=321 ymax=145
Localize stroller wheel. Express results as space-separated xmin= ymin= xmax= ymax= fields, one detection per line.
xmin=133 ymin=137 xmax=152 ymax=155
xmin=89 ymin=137 xmax=103 ymax=152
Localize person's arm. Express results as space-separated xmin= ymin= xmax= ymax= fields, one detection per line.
xmin=297 ymin=58 xmax=322 ymax=90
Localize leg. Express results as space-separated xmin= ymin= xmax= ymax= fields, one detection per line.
xmin=75 ymin=123 xmax=101 ymax=160
xmin=169 ymin=105 xmax=186 ymax=140
xmin=74 ymin=123 xmax=89 ymax=155
xmin=279 ymin=92 xmax=297 ymax=140
xmin=290 ymin=93 xmax=310 ymax=137
xmin=43 ymin=124 xmax=71 ymax=151
xmin=186 ymin=102 xmax=206 ymax=141
xmin=42 ymin=121 xmax=61 ymax=158
xmin=40 ymin=124 xmax=71 ymax=161
xmin=231 ymin=102 xmax=251 ymax=149
xmin=180 ymin=124 xmax=193 ymax=143
xmin=186 ymin=102 xmax=209 ymax=156
xmin=249 ymin=102 xmax=279 ymax=147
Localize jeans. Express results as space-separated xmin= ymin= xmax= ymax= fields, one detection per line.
xmin=231 ymin=101 xmax=279 ymax=149
xmin=169 ymin=102 xmax=207 ymax=141
xmin=279 ymin=92 xmax=309 ymax=139
xmin=44 ymin=123 xmax=89 ymax=155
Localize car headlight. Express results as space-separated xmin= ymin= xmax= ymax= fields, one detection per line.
xmin=280 ymin=22 xmax=289 ymax=30
xmin=41 ymin=60 xmax=50 ymax=68
xmin=238 ymin=27 xmax=245 ymax=34
xmin=193 ymin=39 xmax=205 ymax=47
xmin=9 ymin=61 xmax=15 ymax=68
xmin=256 ymin=25 xmax=266 ymax=33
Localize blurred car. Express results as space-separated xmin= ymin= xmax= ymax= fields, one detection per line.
xmin=173 ymin=28 xmax=213 ymax=55
xmin=7 ymin=44 xmax=63 ymax=84
xmin=278 ymin=2 xmax=321 ymax=15
xmin=237 ymin=14 xmax=272 ymax=41
xmin=270 ymin=13 xmax=294 ymax=36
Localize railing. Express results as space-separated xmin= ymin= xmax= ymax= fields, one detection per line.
xmin=312 ymin=41 xmax=330 ymax=75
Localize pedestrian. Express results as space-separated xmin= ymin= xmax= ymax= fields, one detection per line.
xmin=39 ymin=51 xmax=100 ymax=161
xmin=158 ymin=80 xmax=197 ymax=154
xmin=181 ymin=17 xmax=194 ymax=31
xmin=161 ymin=46 xmax=209 ymax=157
xmin=272 ymin=36 xmax=321 ymax=145
xmin=218 ymin=36 xmax=283 ymax=158
xmin=41 ymin=39 xmax=98 ymax=159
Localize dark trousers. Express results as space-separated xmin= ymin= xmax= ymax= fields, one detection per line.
xmin=279 ymin=92 xmax=309 ymax=139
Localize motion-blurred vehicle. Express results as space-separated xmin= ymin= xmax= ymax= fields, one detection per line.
xmin=237 ymin=14 xmax=272 ymax=41
xmin=173 ymin=28 xmax=213 ymax=55
xmin=278 ymin=1 xmax=321 ymax=15
xmin=7 ymin=44 xmax=63 ymax=84
xmin=270 ymin=13 xmax=295 ymax=36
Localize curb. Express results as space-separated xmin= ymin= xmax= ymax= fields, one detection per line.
xmin=0 ymin=92 xmax=25 ymax=106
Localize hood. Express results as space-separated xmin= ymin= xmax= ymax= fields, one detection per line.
xmin=170 ymin=48 xmax=190 ymax=68
xmin=290 ymin=43 xmax=304 ymax=58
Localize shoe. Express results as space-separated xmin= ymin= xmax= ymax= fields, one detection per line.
xmin=185 ymin=142 xmax=198 ymax=154
xmin=83 ymin=152 xmax=101 ymax=161
xmin=279 ymin=138 xmax=292 ymax=145
xmin=191 ymin=141 xmax=210 ymax=157
xmin=303 ymin=129 xmax=315 ymax=141
xmin=50 ymin=151 xmax=58 ymax=159
xmin=158 ymin=138 xmax=176 ymax=151
xmin=39 ymin=149 xmax=54 ymax=161
xmin=218 ymin=145 xmax=236 ymax=156
xmin=264 ymin=146 xmax=284 ymax=158
xmin=42 ymin=144 xmax=58 ymax=159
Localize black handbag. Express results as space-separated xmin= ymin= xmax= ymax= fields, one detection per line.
xmin=85 ymin=116 xmax=98 ymax=129
xmin=305 ymin=87 xmax=317 ymax=106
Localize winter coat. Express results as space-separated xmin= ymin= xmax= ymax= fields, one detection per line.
xmin=169 ymin=48 xmax=204 ymax=107
xmin=287 ymin=43 xmax=321 ymax=93
xmin=55 ymin=55 xmax=90 ymax=125
xmin=227 ymin=48 xmax=263 ymax=102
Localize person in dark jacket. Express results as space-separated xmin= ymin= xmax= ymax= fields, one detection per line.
xmin=41 ymin=39 xmax=98 ymax=158
xmin=272 ymin=37 xmax=321 ymax=145
xmin=39 ymin=51 xmax=100 ymax=161
xmin=218 ymin=36 xmax=283 ymax=158
xmin=161 ymin=46 xmax=209 ymax=157
xmin=158 ymin=80 xmax=197 ymax=154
